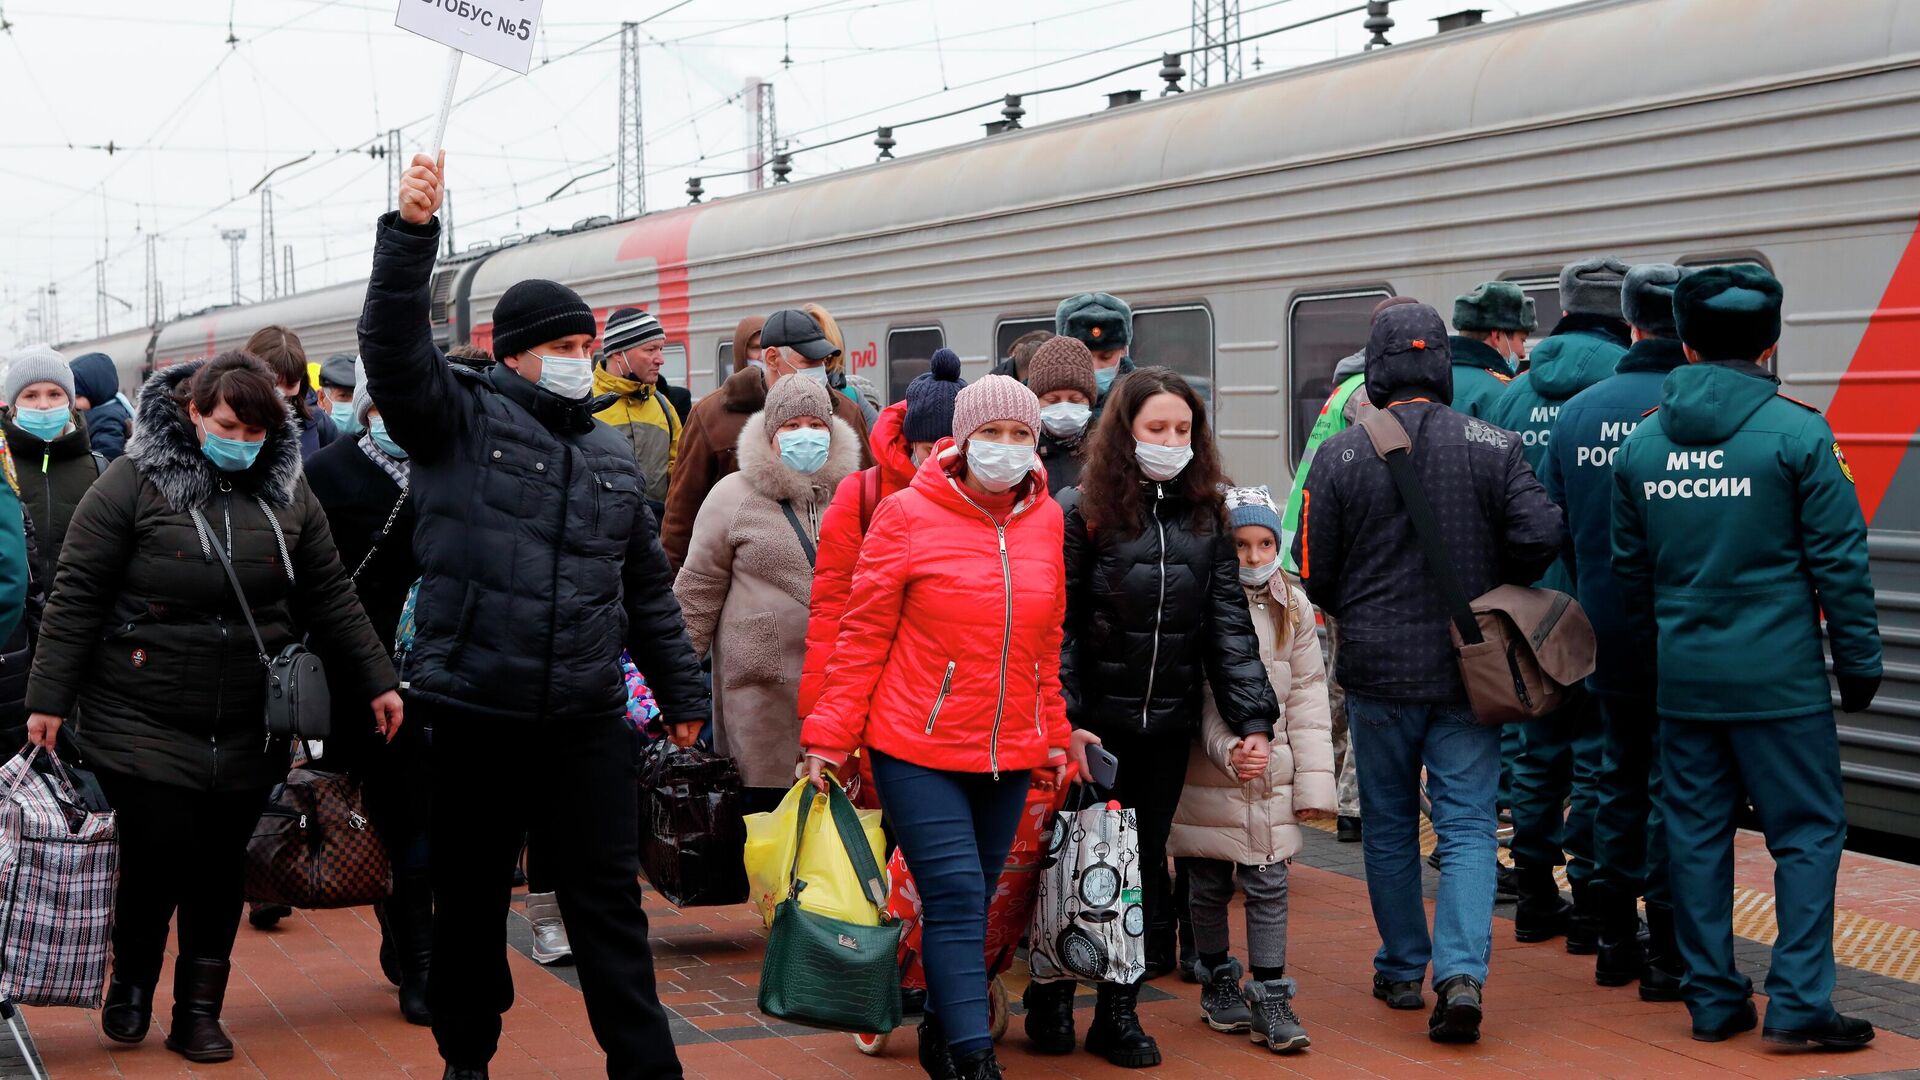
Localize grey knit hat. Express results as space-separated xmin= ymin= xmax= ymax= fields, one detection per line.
xmin=1621 ymin=263 xmax=1689 ymax=338
xmin=4 ymin=345 xmax=75 ymax=405
xmin=351 ymin=358 xmax=377 ymax=428
xmin=1560 ymin=256 xmax=1631 ymax=320
xmin=761 ymin=369 xmax=835 ymax=434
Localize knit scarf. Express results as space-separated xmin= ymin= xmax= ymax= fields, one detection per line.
xmin=358 ymin=432 xmax=411 ymax=489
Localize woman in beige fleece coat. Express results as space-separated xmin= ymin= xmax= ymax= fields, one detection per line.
xmin=1169 ymin=484 xmax=1335 ymax=1054
xmin=673 ymin=375 xmax=860 ymax=809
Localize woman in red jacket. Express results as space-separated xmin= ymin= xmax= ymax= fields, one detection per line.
xmin=805 ymin=374 xmax=1071 ymax=1080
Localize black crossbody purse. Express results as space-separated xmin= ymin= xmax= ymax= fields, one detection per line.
xmin=190 ymin=507 xmax=331 ymax=741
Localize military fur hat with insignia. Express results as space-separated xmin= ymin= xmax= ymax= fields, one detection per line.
xmin=1673 ymin=264 xmax=1783 ymax=362
xmin=1452 ymin=281 xmax=1537 ymax=334
xmin=1055 ymin=292 xmax=1133 ymax=351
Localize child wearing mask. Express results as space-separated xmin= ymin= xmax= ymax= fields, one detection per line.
xmin=1027 ymin=336 xmax=1098 ymax=497
xmin=1168 ymin=484 xmax=1335 ymax=1054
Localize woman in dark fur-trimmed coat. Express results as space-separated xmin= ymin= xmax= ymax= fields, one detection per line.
xmin=24 ymin=352 xmax=401 ymax=1065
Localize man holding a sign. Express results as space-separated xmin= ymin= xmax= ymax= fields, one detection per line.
xmin=358 ymin=151 xmax=706 ymax=1080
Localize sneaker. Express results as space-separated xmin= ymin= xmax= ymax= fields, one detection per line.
xmin=1192 ymin=957 xmax=1251 ymax=1033
xmin=524 ymin=892 xmax=573 ymax=966
xmin=1762 ymin=1012 xmax=1874 ymax=1050
xmin=1428 ymin=974 xmax=1483 ymax=1044
xmin=1336 ymin=816 xmax=1362 ymax=843
xmin=1372 ymin=973 xmax=1423 ymax=1010
xmin=1246 ymin=978 xmax=1309 ymax=1053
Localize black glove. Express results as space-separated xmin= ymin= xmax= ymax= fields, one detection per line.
xmin=1837 ymin=673 xmax=1881 ymax=714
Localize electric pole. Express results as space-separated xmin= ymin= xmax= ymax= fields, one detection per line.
xmin=46 ymin=283 xmax=60 ymax=344
xmin=745 ymin=77 xmax=776 ymax=191
xmin=96 ymin=260 xmax=108 ymax=336
xmin=1190 ymin=0 xmax=1242 ymax=88
xmin=145 ymin=234 xmax=159 ymax=326
xmin=220 ymin=228 xmax=248 ymax=305
xmin=617 ymin=21 xmax=646 ymax=218
xmin=283 ymin=244 xmax=295 ymax=295
xmin=260 ymin=189 xmax=278 ymax=300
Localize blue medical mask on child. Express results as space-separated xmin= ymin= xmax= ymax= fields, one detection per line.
xmin=1094 ymin=365 xmax=1121 ymax=395
xmin=777 ymin=427 xmax=830 ymax=474
xmin=369 ymin=416 xmax=408 ymax=460
xmin=199 ymin=423 xmax=265 ymax=472
xmin=330 ymin=400 xmax=362 ymax=435
xmin=14 ymin=405 xmax=70 ymax=441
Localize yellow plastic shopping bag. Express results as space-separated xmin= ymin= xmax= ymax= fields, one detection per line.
xmin=744 ymin=777 xmax=886 ymax=928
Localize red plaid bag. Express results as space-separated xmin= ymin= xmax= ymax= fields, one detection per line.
xmin=0 ymin=747 xmax=118 ymax=1008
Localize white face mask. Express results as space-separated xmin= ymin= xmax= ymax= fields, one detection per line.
xmin=1039 ymin=402 xmax=1091 ymax=439
xmin=533 ymin=353 xmax=594 ymax=400
xmin=966 ymin=439 xmax=1035 ymax=492
xmin=1238 ymin=559 xmax=1280 ymax=589
xmin=1134 ymin=439 xmax=1193 ymax=482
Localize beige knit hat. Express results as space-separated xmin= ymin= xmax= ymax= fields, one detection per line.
xmin=763 ymin=371 xmax=835 ymax=432
xmin=950 ymin=373 xmax=1040 ymax=446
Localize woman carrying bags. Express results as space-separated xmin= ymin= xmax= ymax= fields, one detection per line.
xmin=805 ymin=374 xmax=1072 ymax=1080
xmin=1038 ymin=366 xmax=1280 ymax=1069
xmin=676 ymin=373 xmax=862 ymax=811
xmin=22 ymin=351 xmax=402 ymax=1064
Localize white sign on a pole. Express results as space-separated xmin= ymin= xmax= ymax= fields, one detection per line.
xmin=395 ymin=0 xmax=546 ymax=75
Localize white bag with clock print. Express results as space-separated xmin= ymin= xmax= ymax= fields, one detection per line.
xmin=1025 ymin=795 xmax=1145 ymax=986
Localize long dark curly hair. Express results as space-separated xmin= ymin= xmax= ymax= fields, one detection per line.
xmin=1076 ymin=366 xmax=1228 ymax=534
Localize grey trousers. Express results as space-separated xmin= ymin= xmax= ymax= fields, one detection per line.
xmin=1186 ymin=858 xmax=1291 ymax=971
xmin=1325 ymin=615 xmax=1361 ymax=818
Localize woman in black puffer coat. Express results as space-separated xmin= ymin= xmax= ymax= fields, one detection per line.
xmin=1034 ymin=367 xmax=1279 ymax=1070
xmin=24 ymin=352 xmax=401 ymax=1065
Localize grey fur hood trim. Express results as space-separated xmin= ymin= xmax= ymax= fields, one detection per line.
xmin=734 ymin=412 xmax=860 ymax=504
xmin=127 ymin=359 xmax=304 ymax=512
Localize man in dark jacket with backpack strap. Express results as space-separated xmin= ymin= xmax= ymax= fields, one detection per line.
xmin=360 ymin=152 xmax=710 ymax=1080
xmin=1295 ymin=301 xmax=1562 ymax=1045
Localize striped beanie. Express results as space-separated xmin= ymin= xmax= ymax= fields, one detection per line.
xmin=950 ymin=373 xmax=1040 ymax=447
xmin=603 ymin=307 xmax=665 ymax=353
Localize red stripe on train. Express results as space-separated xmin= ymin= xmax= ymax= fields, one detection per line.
xmin=1828 ymin=220 xmax=1920 ymax=525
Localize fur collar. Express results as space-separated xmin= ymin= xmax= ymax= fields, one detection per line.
xmin=735 ymin=412 xmax=861 ymax=504
xmin=720 ymin=366 xmax=769 ymax=414
xmin=127 ymin=359 xmax=304 ymax=512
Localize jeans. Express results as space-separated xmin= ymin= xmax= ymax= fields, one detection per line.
xmin=93 ymin=770 xmax=271 ymax=987
xmin=424 ymin=702 xmax=681 ymax=1079
xmin=1347 ymin=692 xmax=1500 ymax=987
xmin=870 ymin=751 xmax=1030 ymax=1057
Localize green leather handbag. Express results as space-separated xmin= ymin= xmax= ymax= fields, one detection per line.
xmin=756 ymin=780 xmax=903 ymax=1034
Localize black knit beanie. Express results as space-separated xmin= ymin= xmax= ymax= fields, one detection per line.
xmin=492 ymin=279 xmax=597 ymax=361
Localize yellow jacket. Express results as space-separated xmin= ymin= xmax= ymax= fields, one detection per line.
xmin=592 ymin=366 xmax=682 ymax=505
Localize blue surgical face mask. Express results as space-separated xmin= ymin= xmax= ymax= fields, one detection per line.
xmin=330 ymin=399 xmax=362 ymax=435
xmin=1094 ymin=364 xmax=1121 ymax=395
xmin=369 ymin=416 xmax=408 ymax=460
xmin=199 ymin=422 xmax=265 ymax=473
xmin=777 ymin=426 xmax=831 ymax=474
xmin=14 ymin=404 xmax=70 ymax=442
xmin=534 ymin=353 xmax=595 ymax=400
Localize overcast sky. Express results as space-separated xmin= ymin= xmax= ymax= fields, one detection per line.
xmin=0 ymin=0 xmax=1575 ymax=349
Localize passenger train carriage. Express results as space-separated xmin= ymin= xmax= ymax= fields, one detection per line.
xmin=55 ymin=0 xmax=1920 ymax=837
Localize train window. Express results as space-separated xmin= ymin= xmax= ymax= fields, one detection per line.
xmin=717 ymin=339 xmax=734 ymax=385
xmin=1287 ymin=288 xmax=1390 ymax=465
xmin=887 ymin=326 xmax=946 ymax=404
xmin=1132 ymin=306 xmax=1215 ymax=405
xmin=994 ymin=317 xmax=1054 ymax=364
xmin=1500 ymin=272 xmax=1562 ymax=338
xmin=661 ymin=343 xmax=688 ymax=388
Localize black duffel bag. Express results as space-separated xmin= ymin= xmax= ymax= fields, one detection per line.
xmin=638 ymin=739 xmax=748 ymax=908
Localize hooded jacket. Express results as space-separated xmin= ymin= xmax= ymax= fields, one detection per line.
xmin=674 ymin=410 xmax=860 ymax=789
xmin=592 ymin=363 xmax=682 ymax=509
xmin=24 ymin=360 xmax=396 ymax=791
xmin=1059 ymin=485 xmax=1279 ymax=740
xmin=1169 ymin=578 xmax=1335 ymax=866
xmin=799 ymin=400 xmax=916 ymax=716
xmin=1540 ymin=336 xmax=1686 ymax=696
xmin=660 ymin=365 xmax=872 ymax=570
xmin=1445 ymin=335 xmax=1516 ymax=419
xmin=804 ymin=441 xmax=1071 ymax=776
xmin=1298 ymin=307 xmax=1564 ymax=702
xmin=69 ymin=352 xmax=133 ymax=461
xmin=1611 ymin=360 xmax=1881 ymax=721
xmin=356 ymin=211 xmax=709 ymax=728
xmin=2 ymin=412 xmax=101 ymax=588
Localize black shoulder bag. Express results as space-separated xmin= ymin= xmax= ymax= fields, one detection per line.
xmin=189 ymin=507 xmax=332 ymax=741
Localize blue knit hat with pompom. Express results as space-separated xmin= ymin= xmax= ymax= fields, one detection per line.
xmin=902 ymin=348 xmax=967 ymax=443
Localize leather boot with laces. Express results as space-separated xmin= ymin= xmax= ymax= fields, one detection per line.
xmin=100 ymin=977 xmax=155 ymax=1044
xmin=1085 ymin=982 xmax=1161 ymax=1068
xmin=163 ymin=958 xmax=235 ymax=1063
xmin=1246 ymin=977 xmax=1309 ymax=1053
xmin=1022 ymin=980 xmax=1077 ymax=1054
xmin=916 ymin=1012 xmax=956 ymax=1079
xmin=524 ymin=891 xmax=573 ymax=966
xmin=951 ymin=1046 xmax=1004 ymax=1080
xmin=1512 ymin=865 xmax=1572 ymax=943
xmin=1192 ymin=956 xmax=1250 ymax=1033
xmin=1428 ymin=974 xmax=1483 ymax=1044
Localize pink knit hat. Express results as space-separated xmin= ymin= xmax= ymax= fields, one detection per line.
xmin=950 ymin=373 xmax=1041 ymax=446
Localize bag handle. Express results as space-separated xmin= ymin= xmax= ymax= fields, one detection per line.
xmin=188 ymin=507 xmax=274 ymax=668
xmin=788 ymin=779 xmax=887 ymax=914
xmin=349 ymin=490 xmax=409 ymax=584
xmin=1356 ymin=410 xmax=1485 ymax=646
xmin=779 ymin=501 xmax=817 ymax=567
xmin=6 ymin=745 xmax=83 ymax=804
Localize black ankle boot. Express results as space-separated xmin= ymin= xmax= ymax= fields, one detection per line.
xmin=1512 ymin=866 xmax=1572 ymax=943
xmin=100 ymin=977 xmax=155 ymax=1044
xmin=442 ymin=1066 xmax=489 ymax=1080
xmin=1594 ymin=929 xmax=1646 ymax=987
xmin=1564 ymin=881 xmax=1600 ymax=955
xmin=951 ymin=1046 xmax=1004 ymax=1080
xmin=1143 ymin=918 xmax=1177 ymax=980
xmin=1086 ymin=982 xmax=1161 ymax=1068
xmin=1640 ymin=906 xmax=1685 ymax=1002
xmin=917 ymin=1012 xmax=956 ymax=1079
xmin=1022 ymin=980 xmax=1077 ymax=1054
xmin=392 ymin=873 xmax=434 ymax=1026
xmin=374 ymin=900 xmax=403 ymax=987
xmin=163 ymin=958 xmax=234 ymax=1063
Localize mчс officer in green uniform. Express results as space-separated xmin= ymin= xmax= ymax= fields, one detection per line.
xmin=1611 ymin=265 xmax=1882 ymax=1049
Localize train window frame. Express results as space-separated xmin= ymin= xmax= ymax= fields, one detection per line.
xmin=994 ymin=316 xmax=1055 ymax=364
xmin=1130 ymin=303 xmax=1217 ymax=405
xmin=1285 ymin=285 xmax=1393 ymax=468
xmin=717 ymin=339 xmax=734 ymax=386
xmin=886 ymin=324 xmax=947 ymax=405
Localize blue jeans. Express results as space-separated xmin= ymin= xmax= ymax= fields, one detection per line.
xmin=870 ymin=750 xmax=1031 ymax=1056
xmin=1347 ymin=693 xmax=1500 ymax=987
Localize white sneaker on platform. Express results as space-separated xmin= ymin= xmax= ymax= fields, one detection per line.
xmin=524 ymin=892 xmax=573 ymax=966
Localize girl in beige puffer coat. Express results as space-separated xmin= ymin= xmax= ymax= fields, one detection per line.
xmin=1168 ymin=484 xmax=1335 ymax=1055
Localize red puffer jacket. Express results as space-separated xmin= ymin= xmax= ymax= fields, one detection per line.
xmin=799 ymin=400 xmax=917 ymax=716
xmin=804 ymin=438 xmax=1072 ymax=776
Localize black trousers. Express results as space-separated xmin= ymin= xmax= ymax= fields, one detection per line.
xmin=1097 ymin=725 xmax=1194 ymax=980
xmin=423 ymin=702 xmax=681 ymax=1078
xmin=93 ymin=769 xmax=270 ymax=988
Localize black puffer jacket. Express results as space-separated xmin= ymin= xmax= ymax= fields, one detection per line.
xmin=1060 ymin=486 xmax=1277 ymax=739
xmin=1295 ymin=303 xmax=1564 ymax=703
xmin=357 ymin=211 xmax=710 ymax=727
xmin=24 ymin=361 xmax=398 ymax=791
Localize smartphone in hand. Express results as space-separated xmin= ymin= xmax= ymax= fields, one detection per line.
xmin=1087 ymin=744 xmax=1120 ymax=789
